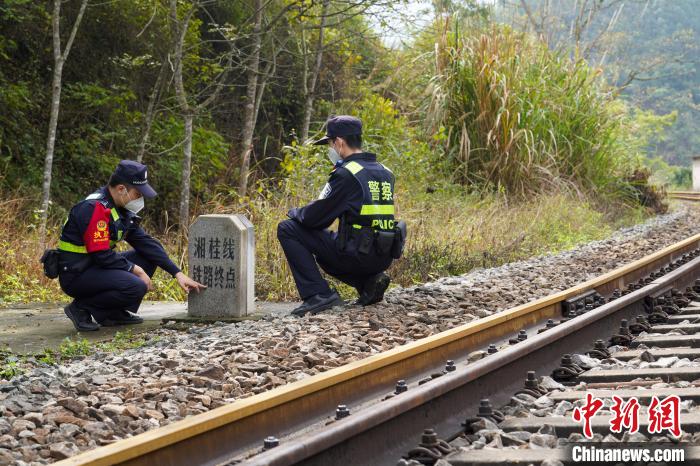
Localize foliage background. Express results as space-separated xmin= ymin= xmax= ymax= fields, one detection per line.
xmin=0 ymin=0 xmax=687 ymax=304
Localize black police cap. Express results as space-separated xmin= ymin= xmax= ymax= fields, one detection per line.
xmin=312 ymin=115 xmax=362 ymax=145
xmin=112 ymin=160 xmax=157 ymax=198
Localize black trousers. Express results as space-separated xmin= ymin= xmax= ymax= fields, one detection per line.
xmin=277 ymin=219 xmax=393 ymax=300
xmin=58 ymin=250 xmax=156 ymax=322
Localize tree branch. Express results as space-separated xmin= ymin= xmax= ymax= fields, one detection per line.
xmin=62 ymin=0 xmax=89 ymax=60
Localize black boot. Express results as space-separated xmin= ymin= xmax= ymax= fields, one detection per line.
xmin=64 ymin=302 xmax=100 ymax=332
xmin=97 ymin=310 xmax=144 ymax=326
xmin=356 ymin=273 xmax=390 ymax=306
xmin=291 ymin=290 xmax=344 ymax=317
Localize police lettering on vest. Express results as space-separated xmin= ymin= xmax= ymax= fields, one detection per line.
xmin=339 ymin=159 xmax=395 ymax=244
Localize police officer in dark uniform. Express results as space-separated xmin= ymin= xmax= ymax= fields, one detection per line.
xmin=57 ymin=160 xmax=206 ymax=331
xmin=278 ymin=115 xmax=398 ymax=317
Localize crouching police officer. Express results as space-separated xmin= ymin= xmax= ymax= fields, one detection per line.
xmin=57 ymin=160 xmax=206 ymax=331
xmin=278 ymin=115 xmax=405 ymax=317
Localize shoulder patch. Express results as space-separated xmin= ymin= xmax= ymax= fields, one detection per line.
xmin=85 ymin=192 xmax=110 ymax=208
xmin=343 ymin=161 xmax=364 ymax=175
xmin=318 ymin=183 xmax=332 ymax=200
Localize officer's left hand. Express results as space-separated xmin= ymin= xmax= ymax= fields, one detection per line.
xmin=175 ymin=272 xmax=207 ymax=294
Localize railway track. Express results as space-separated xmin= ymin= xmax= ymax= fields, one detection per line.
xmin=56 ymin=233 xmax=700 ymax=466
xmin=400 ymin=276 xmax=700 ymax=465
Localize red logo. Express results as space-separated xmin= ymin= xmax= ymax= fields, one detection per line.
xmin=573 ymin=393 xmax=603 ymax=439
xmin=648 ymin=395 xmax=681 ymax=437
xmin=610 ymin=396 xmax=640 ymax=434
xmin=573 ymin=393 xmax=682 ymax=438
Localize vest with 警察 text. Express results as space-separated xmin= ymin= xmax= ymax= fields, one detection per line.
xmin=341 ymin=159 xmax=395 ymax=232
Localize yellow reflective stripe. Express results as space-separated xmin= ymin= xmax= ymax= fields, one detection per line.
xmin=58 ymin=240 xmax=119 ymax=252
xmin=110 ymin=209 xmax=123 ymax=241
xmin=344 ymin=161 xmax=363 ymax=175
xmin=360 ymin=204 xmax=395 ymax=216
xmin=352 ymin=224 xmax=362 ymax=229
xmin=58 ymin=206 xmax=122 ymax=254
xmin=58 ymin=240 xmax=87 ymax=254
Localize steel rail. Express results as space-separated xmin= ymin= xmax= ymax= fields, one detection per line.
xmin=56 ymin=233 xmax=700 ymax=466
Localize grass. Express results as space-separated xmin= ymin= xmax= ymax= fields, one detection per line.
xmin=427 ymin=24 xmax=636 ymax=198
xmin=205 ymin=186 xmax=648 ymax=300
xmin=0 ymin=330 xmax=156 ymax=380
xmin=387 ymin=190 xmax=646 ymax=286
xmin=0 ymin=352 xmax=22 ymax=379
xmin=0 ymin=188 xmax=650 ymax=305
xmin=0 ymin=194 xmax=62 ymax=304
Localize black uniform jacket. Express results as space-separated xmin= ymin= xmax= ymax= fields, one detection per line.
xmin=286 ymin=153 xmax=378 ymax=229
xmin=58 ymin=186 xmax=180 ymax=276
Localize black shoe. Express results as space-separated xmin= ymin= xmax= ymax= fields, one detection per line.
xmin=356 ymin=273 xmax=390 ymax=306
xmin=97 ymin=310 xmax=144 ymax=326
xmin=64 ymin=302 xmax=100 ymax=332
xmin=291 ymin=290 xmax=344 ymax=317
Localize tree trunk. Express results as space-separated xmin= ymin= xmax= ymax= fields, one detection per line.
xmin=136 ymin=60 xmax=168 ymax=163
xmin=39 ymin=0 xmax=88 ymax=249
xmin=170 ymin=0 xmax=196 ymax=229
xmin=237 ymin=0 xmax=263 ymax=198
xmin=179 ymin=112 xmax=193 ymax=229
xmin=300 ymin=0 xmax=330 ymax=142
xmin=254 ymin=39 xmax=283 ymax=129
xmin=39 ymin=58 xmax=64 ymax=249
xmin=169 ymin=0 xmax=228 ymax=227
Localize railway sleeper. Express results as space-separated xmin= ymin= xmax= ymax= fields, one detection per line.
xmin=498 ymin=414 xmax=700 ymax=436
xmin=549 ymin=387 xmax=700 ymax=403
xmin=632 ymin=334 xmax=700 ymax=348
xmin=614 ymin=348 xmax=700 ymax=360
xmin=667 ymin=313 xmax=700 ymax=323
xmin=579 ymin=367 xmax=700 ymax=384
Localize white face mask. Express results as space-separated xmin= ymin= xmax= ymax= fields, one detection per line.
xmin=328 ymin=147 xmax=341 ymax=165
xmin=121 ymin=189 xmax=145 ymax=214
xmin=125 ymin=196 xmax=145 ymax=214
